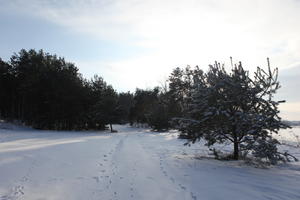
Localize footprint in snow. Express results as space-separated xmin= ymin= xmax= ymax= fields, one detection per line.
xmin=21 ymin=176 xmax=28 ymax=182
xmin=3 ymin=185 xmax=25 ymax=200
xmin=163 ymin=171 xmax=167 ymax=176
xmin=130 ymin=187 xmax=135 ymax=199
xmin=147 ymin=176 xmax=154 ymax=180
xmin=170 ymin=177 xmax=175 ymax=183
xmin=92 ymin=176 xmax=100 ymax=183
xmin=191 ymin=192 xmax=197 ymax=200
xmin=179 ymin=183 xmax=186 ymax=190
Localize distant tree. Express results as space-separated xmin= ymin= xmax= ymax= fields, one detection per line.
xmin=6 ymin=49 xmax=90 ymax=129
xmin=147 ymin=101 xmax=170 ymax=131
xmin=117 ymin=92 xmax=134 ymax=123
xmin=0 ymin=59 xmax=13 ymax=118
xmin=88 ymin=75 xmax=120 ymax=132
xmin=129 ymin=88 xmax=170 ymax=131
xmin=0 ymin=49 xmax=121 ymax=131
xmin=129 ymin=88 xmax=157 ymax=125
xmin=102 ymin=85 xmax=119 ymax=132
xmin=168 ymin=66 xmax=203 ymax=119
xmin=168 ymin=66 xmax=190 ymax=115
xmin=176 ymin=60 xmax=295 ymax=164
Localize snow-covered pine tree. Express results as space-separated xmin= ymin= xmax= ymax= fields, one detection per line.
xmin=176 ymin=59 xmax=295 ymax=164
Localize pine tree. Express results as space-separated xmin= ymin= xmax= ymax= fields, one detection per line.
xmin=176 ymin=59 xmax=295 ymax=164
xmin=0 ymin=58 xmax=13 ymax=118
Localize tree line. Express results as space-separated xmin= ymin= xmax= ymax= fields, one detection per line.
xmin=0 ymin=49 xmax=294 ymax=164
xmin=0 ymin=49 xmax=126 ymax=130
xmin=128 ymin=60 xmax=295 ymax=164
xmin=0 ymin=49 xmax=192 ymax=131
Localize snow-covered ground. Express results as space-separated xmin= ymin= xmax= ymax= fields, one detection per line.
xmin=0 ymin=123 xmax=300 ymax=200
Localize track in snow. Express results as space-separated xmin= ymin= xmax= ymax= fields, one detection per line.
xmin=0 ymin=125 xmax=300 ymax=200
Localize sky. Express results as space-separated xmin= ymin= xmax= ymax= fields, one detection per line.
xmin=0 ymin=0 xmax=299 ymax=120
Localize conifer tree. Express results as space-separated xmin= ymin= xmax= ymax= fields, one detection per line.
xmin=176 ymin=59 xmax=295 ymax=164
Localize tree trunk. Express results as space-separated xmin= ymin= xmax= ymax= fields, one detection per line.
xmin=110 ymin=124 xmax=113 ymax=133
xmin=233 ymin=133 xmax=239 ymax=160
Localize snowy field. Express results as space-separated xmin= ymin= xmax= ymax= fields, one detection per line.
xmin=0 ymin=123 xmax=300 ymax=200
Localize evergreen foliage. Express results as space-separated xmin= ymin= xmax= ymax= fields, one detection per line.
xmin=117 ymin=92 xmax=134 ymax=123
xmin=1 ymin=49 xmax=295 ymax=164
xmin=128 ymin=87 xmax=170 ymax=131
xmin=127 ymin=66 xmax=204 ymax=131
xmin=0 ymin=49 xmax=119 ymax=130
xmin=175 ymin=60 xmax=293 ymax=164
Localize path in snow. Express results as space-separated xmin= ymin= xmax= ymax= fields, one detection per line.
xmin=0 ymin=125 xmax=300 ymax=200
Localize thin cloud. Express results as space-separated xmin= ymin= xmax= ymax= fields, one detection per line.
xmin=1 ymin=0 xmax=300 ymax=119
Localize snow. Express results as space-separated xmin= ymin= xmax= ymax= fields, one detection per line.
xmin=0 ymin=123 xmax=300 ymax=200
xmin=275 ymin=127 xmax=300 ymax=147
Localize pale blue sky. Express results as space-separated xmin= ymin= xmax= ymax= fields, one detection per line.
xmin=0 ymin=0 xmax=300 ymax=120
xmin=0 ymin=6 xmax=147 ymax=74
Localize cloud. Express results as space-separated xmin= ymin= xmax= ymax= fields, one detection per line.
xmin=4 ymin=1 xmax=300 ymax=57
xmin=21 ymin=0 xmax=299 ymax=70
xmin=278 ymin=64 xmax=300 ymax=102
xmin=2 ymin=0 xmax=300 ymax=115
